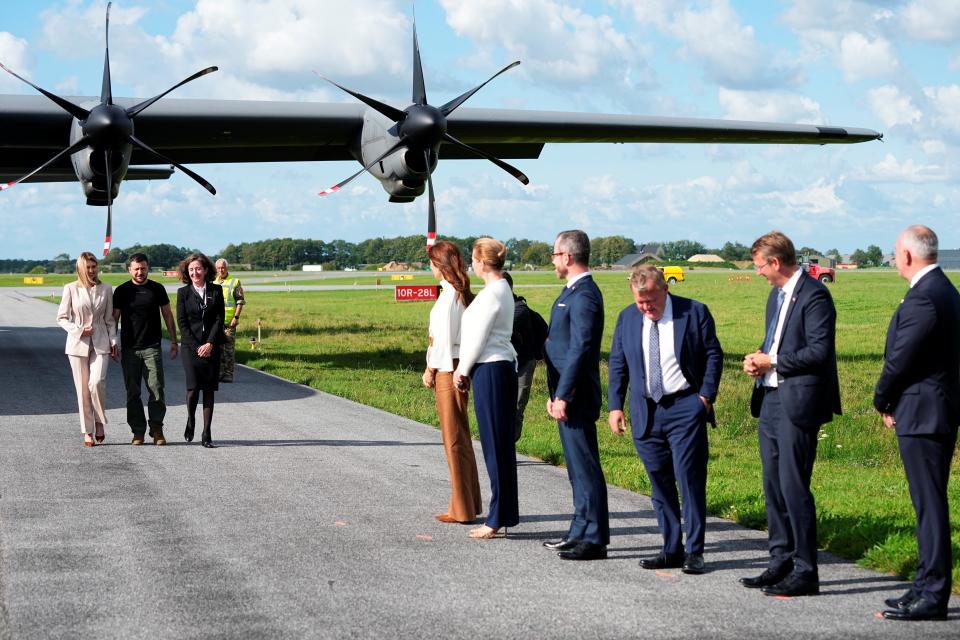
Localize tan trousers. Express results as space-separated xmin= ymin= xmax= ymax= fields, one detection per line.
xmin=434 ymin=371 xmax=483 ymax=521
xmin=68 ymin=347 xmax=110 ymax=435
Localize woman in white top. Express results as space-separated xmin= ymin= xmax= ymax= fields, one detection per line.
xmin=453 ymin=238 xmax=519 ymax=539
xmin=57 ymin=252 xmax=118 ymax=446
xmin=422 ymin=241 xmax=483 ymax=524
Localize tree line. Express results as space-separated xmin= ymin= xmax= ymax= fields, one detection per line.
xmin=3 ymin=237 xmax=888 ymax=273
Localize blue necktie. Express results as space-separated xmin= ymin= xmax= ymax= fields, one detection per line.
xmin=649 ymin=319 xmax=663 ymax=402
xmin=762 ymin=288 xmax=786 ymax=354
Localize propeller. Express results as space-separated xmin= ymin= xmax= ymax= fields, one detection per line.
xmin=318 ymin=20 xmax=528 ymax=248
xmin=0 ymin=2 xmax=218 ymax=256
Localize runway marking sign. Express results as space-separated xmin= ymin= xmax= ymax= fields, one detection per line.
xmin=395 ymin=284 xmax=439 ymax=302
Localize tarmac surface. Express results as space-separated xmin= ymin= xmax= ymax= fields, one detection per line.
xmin=0 ymin=288 xmax=957 ymax=639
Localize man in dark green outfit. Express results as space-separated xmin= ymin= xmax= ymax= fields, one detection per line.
xmin=113 ymin=253 xmax=179 ymax=445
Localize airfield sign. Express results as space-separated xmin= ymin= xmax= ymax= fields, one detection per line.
xmin=395 ymin=285 xmax=439 ymax=302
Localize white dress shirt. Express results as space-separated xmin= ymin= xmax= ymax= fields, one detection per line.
xmin=643 ymin=295 xmax=689 ymax=398
xmin=910 ymin=263 xmax=939 ymax=288
xmin=426 ymin=279 xmax=464 ymax=372
xmin=456 ymin=278 xmax=517 ymax=376
xmin=763 ymin=268 xmax=803 ymax=387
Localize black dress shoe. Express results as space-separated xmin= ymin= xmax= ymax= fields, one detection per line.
xmin=184 ymin=418 xmax=195 ymax=443
xmin=543 ymin=538 xmax=580 ymax=551
xmin=639 ymin=552 xmax=684 ymax=570
xmin=558 ymin=542 xmax=607 ymax=561
xmin=884 ymin=589 xmax=918 ymax=610
xmin=739 ymin=567 xmax=791 ymax=589
xmin=761 ymin=573 xmax=819 ymax=597
xmin=882 ymin=597 xmax=947 ymax=621
xmin=201 ymin=441 xmax=215 ymax=449
xmin=681 ymin=553 xmax=706 ymax=575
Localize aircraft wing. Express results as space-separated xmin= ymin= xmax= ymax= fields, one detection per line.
xmin=0 ymin=94 xmax=881 ymax=182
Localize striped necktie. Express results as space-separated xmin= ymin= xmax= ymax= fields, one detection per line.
xmin=649 ymin=319 xmax=663 ymax=402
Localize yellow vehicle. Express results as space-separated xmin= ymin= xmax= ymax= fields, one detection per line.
xmin=658 ymin=265 xmax=685 ymax=284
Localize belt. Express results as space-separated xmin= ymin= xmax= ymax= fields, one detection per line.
xmin=647 ymin=387 xmax=696 ymax=404
xmin=763 ymin=385 xmax=778 ymax=393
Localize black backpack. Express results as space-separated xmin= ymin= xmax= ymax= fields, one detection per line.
xmin=512 ymin=296 xmax=548 ymax=363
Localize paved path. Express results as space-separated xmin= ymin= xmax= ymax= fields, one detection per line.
xmin=0 ymin=290 xmax=956 ymax=639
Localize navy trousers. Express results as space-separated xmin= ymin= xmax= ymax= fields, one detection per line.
xmin=558 ymin=418 xmax=610 ymax=545
xmin=634 ymin=390 xmax=708 ymax=555
xmin=898 ymin=430 xmax=957 ymax=606
xmin=472 ymin=361 xmax=519 ymax=529
xmin=758 ymin=389 xmax=820 ymax=578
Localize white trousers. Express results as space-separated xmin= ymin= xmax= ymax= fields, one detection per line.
xmin=68 ymin=347 xmax=110 ymax=434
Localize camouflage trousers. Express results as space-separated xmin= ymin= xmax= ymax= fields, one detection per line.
xmin=220 ymin=325 xmax=236 ymax=382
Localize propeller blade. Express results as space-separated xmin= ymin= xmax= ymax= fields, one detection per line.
xmin=0 ymin=62 xmax=90 ymax=121
xmin=315 ymin=73 xmax=407 ymax=122
xmin=442 ymin=132 xmax=529 ymax=185
xmin=424 ymin=150 xmax=436 ymax=248
xmin=103 ymin=149 xmax=113 ymax=256
xmin=101 ymin=1 xmax=113 ymax=105
xmin=412 ymin=19 xmax=427 ymax=106
xmin=0 ymin=136 xmax=92 ymax=193
xmin=126 ymin=66 xmax=219 ymax=118
xmin=440 ymin=61 xmax=520 ymax=117
xmin=319 ymin=137 xmax=407 ymax=196
xmin=127 ymin=134 xmax=216 ymax=195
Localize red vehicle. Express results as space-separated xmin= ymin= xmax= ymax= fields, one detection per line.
xmin=799 ymin=255 xmax=835 ymax=283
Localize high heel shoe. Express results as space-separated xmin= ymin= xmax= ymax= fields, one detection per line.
xmin=468 ymin=525 xmax=506 ymax=539
xmin=184 ymin=417 xmax=195 ymax=442
xmin=94 ymin=423 xmax=105 ymax=443
xmin=83 ymin=434 xmax=95 ymax=447
xmin=201 ymin=428 xmax=215 ymax=448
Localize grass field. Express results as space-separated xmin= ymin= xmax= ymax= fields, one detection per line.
xmin=38 ymin=270 xmax=960 ymax=589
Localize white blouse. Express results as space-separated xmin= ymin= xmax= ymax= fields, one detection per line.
xmin=426 ymin=279 xmax=465 ymax=372
xmin=456 ymin=277 xmax=516 ymax=376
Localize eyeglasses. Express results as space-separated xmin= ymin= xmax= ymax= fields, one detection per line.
xmin=753 ymin=261 xmax=772 ymax=272
xmin=551 ymin=252 xmax=567 ymax=257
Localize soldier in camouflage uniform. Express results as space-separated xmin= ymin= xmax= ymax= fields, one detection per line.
xmin=213 ymin=259 xmax=245 ymax=383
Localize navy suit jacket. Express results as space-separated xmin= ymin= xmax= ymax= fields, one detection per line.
xmin=608 ymin=295 xmax=723 ymax=438
xmin=874 ymin=267 xmax=960 ymax=435
xmin=750 ymin=273 xmax=841 ymax=429
xmin=544 ymin=275 xmax=604 ymax=424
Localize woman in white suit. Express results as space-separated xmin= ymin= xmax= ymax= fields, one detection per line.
xmin=57 ymin=252 xmax=118 ymax=446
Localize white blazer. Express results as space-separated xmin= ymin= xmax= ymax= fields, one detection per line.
xmin=57 ymin=281 xmax=117 ymax=356
xmin=426 ymin=279 xmax=464 ymax=372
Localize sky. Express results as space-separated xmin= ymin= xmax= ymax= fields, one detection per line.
xmin=1 ymin=0 xmax=958 ymax=260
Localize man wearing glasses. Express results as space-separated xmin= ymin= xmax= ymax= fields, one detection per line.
xmin=740 ymin=231 xmax=841 ymax=597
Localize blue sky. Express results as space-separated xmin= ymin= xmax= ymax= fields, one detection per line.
xmin=1 ymin=0 xmax=958 ymax=259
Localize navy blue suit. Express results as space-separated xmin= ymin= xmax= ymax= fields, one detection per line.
xmin=608 ymin=295 xmax=723 ymax=555
xmin=874 ymin=267 xmax=960 ymax=607
xmin=750 ymin=273 xmax=840 ymax=579
xmin=544 ymin=274 xmax=609 ymax=545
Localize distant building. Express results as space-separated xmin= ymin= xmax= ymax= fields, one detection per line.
xmin=613 ymin=252 xmax=661 ymax=270
xmin=688 ymin=254 xmax=724 ymax=263
xmin=939 ymin=249 xmax=960 ymax=269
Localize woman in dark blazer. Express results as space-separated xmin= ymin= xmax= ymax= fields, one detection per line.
xmin=176 ymin=252 xmax=225 ymax=448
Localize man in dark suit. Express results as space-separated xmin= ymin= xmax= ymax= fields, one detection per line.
xmin=874 ymin=225 xmax=960 ymax=621
xmin=741 ymin=231 xmax=841 ymax=597
xmin=542 ymin=229 xmax=610 ymax=561
xmin=608 ymin=265 xmax=723 ymax=574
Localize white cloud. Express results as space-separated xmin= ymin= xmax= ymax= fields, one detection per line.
xmin=837 ymin=32 xmax=899 ymax=82
xmin=922 ymin=139 xmax=946 ymax=156
xmin=923 ymin=85 xmax=960 ymax=135
xmin=867 ymin=85 xmax=922 ymax=128
xmin=900 ymin=0 xmax=960 ymax=43
xmin=782 ymin=0 xmax=895 ymax=31
xmin=852 ymin=153 xmax=945 ymax=183
xmin=718 ymin=88 xmax=823 ymax=123
xmin=768 ymin=179 xmax=845 ymax=215
xmin=0 ymin=31 xmax=30 ymax=90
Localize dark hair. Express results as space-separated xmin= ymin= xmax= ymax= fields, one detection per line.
xmin=428 ymin=241 xmax=474 ymax=306
xmin=751 ymin=231 xmax=797 ymax=267
xmin=556 ymin=230 xmax=590 ymax=266
xmin=127 ymin=252 xmax=149 ymax=268
xmin=177 ymin=252 xmax=216 ymax=284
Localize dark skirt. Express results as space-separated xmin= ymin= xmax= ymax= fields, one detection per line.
xmin=181 ymin=343 xmax=221 ymax=391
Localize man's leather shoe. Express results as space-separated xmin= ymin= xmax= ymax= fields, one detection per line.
xmin=739 ymin=567 xmax=791 ymax=589
xmin=131 ymin=435 xmax=144 ymax=446
xmin=882 ymin=597 xmax=947 ymax=621
xmin=884 ymin=589 xmax=917 ymax=610
xmin=543 ymin=538 xmax=580 ymax=551
xmin=761 ymin=573 xmax=819 ymax=597
xmin=558 ymin=542 xmax=607 ymax=561
xmin=639 ymin=552 xmax=684 ymax=570
xmin=201 ymin=441 xmax=216 ymax=449
xmin=682 ymin=553 xmax=706 ymax=575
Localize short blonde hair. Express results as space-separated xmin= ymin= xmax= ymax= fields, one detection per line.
xmin=75 ymin=252 xmax=100 ymax=288
xmin=472 ymin=237 xmax=507 ymax=272
xmin=629 ymin=264 xmax=666 ymax=291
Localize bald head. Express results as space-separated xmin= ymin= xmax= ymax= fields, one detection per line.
xmin=895 ymin=225 xmax=938 ymax=281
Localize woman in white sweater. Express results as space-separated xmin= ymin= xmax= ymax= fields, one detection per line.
xmin=453 ymin=238 xmax=519 ymax=539
xmin=422 ymin=241 xmax=483 ymax=524
xmin=57 ymin=252 xmax=118 ymax=446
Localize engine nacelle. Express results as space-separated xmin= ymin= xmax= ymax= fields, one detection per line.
xmin=358 ymin=108 xmax=437 ymax=201
xmin=68 ymin=114 xmax=130 ymax=206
